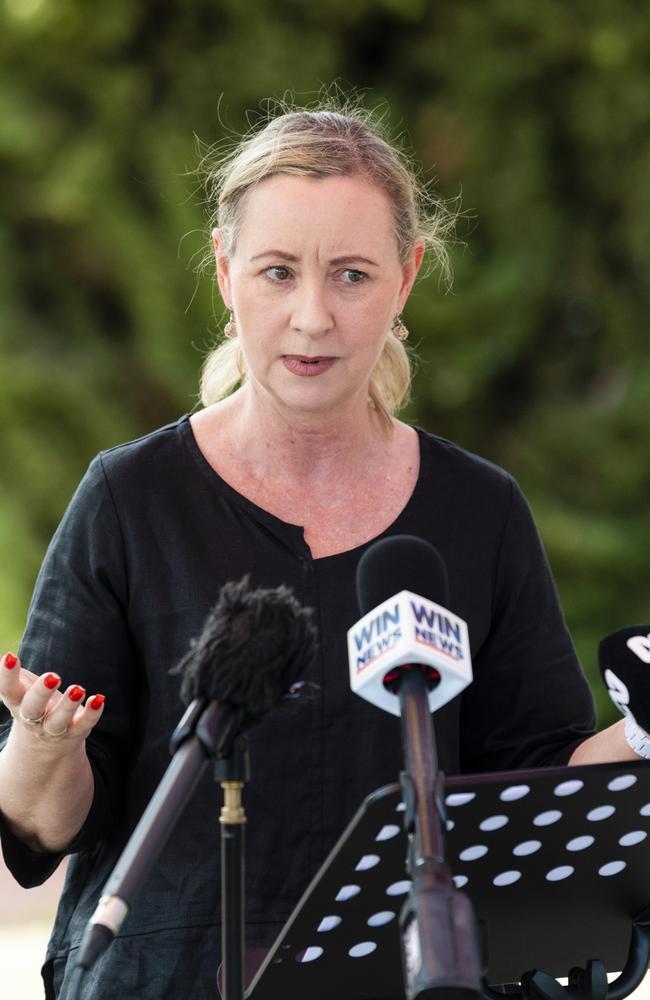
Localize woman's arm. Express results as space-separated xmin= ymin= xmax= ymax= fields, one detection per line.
xmin=569 ymin=718 xmax=638 ymax=766
xmin=0 ymin=727 xmax=94 ymax=852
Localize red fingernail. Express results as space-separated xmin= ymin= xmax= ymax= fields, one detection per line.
xmin=4 ymin=653 xmax=18 ymax=669
xmin=69 ymin=685 xmax=86 ymax=703
xmin=90 ymin=694 xmax=105 ymax=711
xmin=44 ymin=673 xmax=60 ymax=689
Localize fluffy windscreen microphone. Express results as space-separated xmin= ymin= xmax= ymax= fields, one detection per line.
xmin=171 ymin=576 xmax=318 ymax=728
xmin=599 ymin=625 xmax=650 ymax=733
xmin=72 ymin=579 xmax=318 ymax=990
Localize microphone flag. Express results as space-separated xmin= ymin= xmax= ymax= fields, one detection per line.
xmin=347 ymin=589 xmax=472 ymax=716
xmin=599 ymin=625 xmax=650 ymax=732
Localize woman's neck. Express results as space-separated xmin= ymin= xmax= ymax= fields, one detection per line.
xmin=189 ymin=386 xmax=420 ymax=557
xmin=209 ymin=385 xmax=394 ymax=487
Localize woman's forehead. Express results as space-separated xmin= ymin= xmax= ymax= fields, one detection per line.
xmin=236 ymin=173 xmax=398 ymax=256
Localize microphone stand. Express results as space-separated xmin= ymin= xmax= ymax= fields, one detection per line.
xmin=396 ymin=666 xmax=482 ymax=1000
xmin=69 ymin=698 xmax=250 ymax=1000
xmin=215 ymin=733 xmax=250 ymax=1000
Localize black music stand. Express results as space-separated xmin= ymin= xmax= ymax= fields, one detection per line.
xmin=246 ymin=760 xmax=650 ymax=1000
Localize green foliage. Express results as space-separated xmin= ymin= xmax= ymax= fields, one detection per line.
xmin=1 ymin=0 xmax=648 ymax=725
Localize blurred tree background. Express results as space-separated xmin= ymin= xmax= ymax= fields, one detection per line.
xmin=0 ymin=0 xmax=647 ymax=724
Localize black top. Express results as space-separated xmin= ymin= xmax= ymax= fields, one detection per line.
xmin=0 ymin=415 xmax=596 ymax=999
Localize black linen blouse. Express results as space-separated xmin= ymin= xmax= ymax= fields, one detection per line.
xmin=0 ymin=415 xmax=595 ymax=999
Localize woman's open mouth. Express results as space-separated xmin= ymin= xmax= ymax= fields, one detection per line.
xmin=282 ymin=356 xmax=337 ymax=376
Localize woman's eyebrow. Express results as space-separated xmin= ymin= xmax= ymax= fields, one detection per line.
xmin=250 ymin=249 xmax=299 ymax=262
xmin=250 ymin=250 xmax=379 ymax=266
xmin=331 ymin=255 xmax=380 ymax=267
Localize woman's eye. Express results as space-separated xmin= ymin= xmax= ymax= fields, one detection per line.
xmin=264 ymin=265 xmax=292 ymax=282
xmin=340 ymin=269 xmax=367 ymax=285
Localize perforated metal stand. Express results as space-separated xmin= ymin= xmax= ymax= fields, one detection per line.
xmin=246 ymin=760 xmax=650 ymax=1000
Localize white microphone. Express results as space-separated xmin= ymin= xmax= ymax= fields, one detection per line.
xmin=348 ymin=536 xmax=472 ymax=716
xmin=349 ymin=535 xmax=483 ymax=1000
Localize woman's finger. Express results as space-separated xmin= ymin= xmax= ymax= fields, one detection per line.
xmin=0 ymin=652 xmax=24 ymax=705
xmin=1 ymin=652 xmax=46 ymax=709
xmin=17 ymin=671 xmax=62 ymax=724
xmin=42 ymin=690 xmax=106 ymax=741
xmin=59 ymin=694 xmax=106 ymax=740
xmin=40 ymin=685 xmax=86 ymax=737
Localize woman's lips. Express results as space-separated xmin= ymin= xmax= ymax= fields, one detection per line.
xmin=282 ymin=356 xmax=337 ymax=376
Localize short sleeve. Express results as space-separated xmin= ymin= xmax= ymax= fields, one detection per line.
xmin=459 ymin=476 xmax=596 ymax=773
xmin=0 ymin=455 xmax=139 ymax=886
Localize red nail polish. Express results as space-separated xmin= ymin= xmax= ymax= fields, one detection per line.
xmin=4 ymin=653 xmax=18 ymax=669
xmin=44 ymin=673 xmax=60 ymax=689
xmin=90 ymin=694 xmax=105 ymax=711
xmin=69 ymin=685 xmax=86 ymax=702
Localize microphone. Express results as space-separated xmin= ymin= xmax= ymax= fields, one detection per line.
xmin=351 ymin=537 xmax=482 ymax=1000
xmin=72 ymin=577 xmax=317 ymax=994
xmin=599 ymin=626 xmax=650 ymax=733
xmin=173 ymin=575 xmax=318 ymax=723
xmin=348 ymin=535 xmax=473 ymax=715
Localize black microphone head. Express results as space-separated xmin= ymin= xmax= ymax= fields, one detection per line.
xmin=598 ymin=626 xmax=650 ymax=732
xmin=172 ymin=576 xmax=318 ymax=726
xmin=356 ymin=535 xmax=449 ymax=615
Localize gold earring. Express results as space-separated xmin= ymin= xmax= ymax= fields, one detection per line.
xmin=391 ymin=315 xmax=409 ymax=341
xmin=224 ymin=313 xmax=236 ymax=339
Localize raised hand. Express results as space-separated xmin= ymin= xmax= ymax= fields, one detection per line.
xmin=1 ymin=652 xmax=105 ymax=745
xmin=0 ymin=651 xmax=103 ymax=851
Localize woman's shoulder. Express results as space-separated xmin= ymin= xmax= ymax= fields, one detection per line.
xmin=63 ymin=415 xmax=194 ymax=517
xmin=49 ymin=416 xmax=193 ymax=536
xmin=81 ymin=414 xmax=191 ymax=492
xmin=413 ymin=425 xmax=515 ymax=493
xmin=99 ymin=414 xmax=189 ymax=467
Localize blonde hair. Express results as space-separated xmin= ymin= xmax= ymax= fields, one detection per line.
xmin=198 ymin=99 xmax=456 ymax=429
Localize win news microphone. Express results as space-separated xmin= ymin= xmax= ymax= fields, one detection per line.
xmin=71 ymin=577 xmax=317 ymax=999
xmin=348 ymin=534 xmax=473 ymax=713
xmin=599 ymin=625 xmax=650 ymax=757
xmin=350 ymin=536 xmax=481 ymax=1000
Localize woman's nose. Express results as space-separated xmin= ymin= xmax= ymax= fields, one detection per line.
xmin=290 ymin=280 xmax=334 ymax=337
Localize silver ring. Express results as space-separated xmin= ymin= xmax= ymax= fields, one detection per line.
xmin=19 ymin=708 xmax=46 ymax=726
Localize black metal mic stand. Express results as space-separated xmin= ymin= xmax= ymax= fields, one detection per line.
xmin=69 ymin=698 xmax=250 ymax=1000
xmin=215 ymin=733 xmax=250 ymax=1000
xmin=394 ymin=665 xmax=482 ymax=1000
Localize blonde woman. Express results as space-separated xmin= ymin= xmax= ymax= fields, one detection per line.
xmin=0 ymin=106 xmax=632 ymax=999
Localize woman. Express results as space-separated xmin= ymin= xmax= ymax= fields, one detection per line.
xmin=0 ymin=105 xmax=638 ymax=999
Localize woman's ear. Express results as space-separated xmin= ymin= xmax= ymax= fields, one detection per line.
xmin=397 ymin=238 xmax=426 ymax=312
xmin=212 ymin=228 xmax=232 ymax=308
